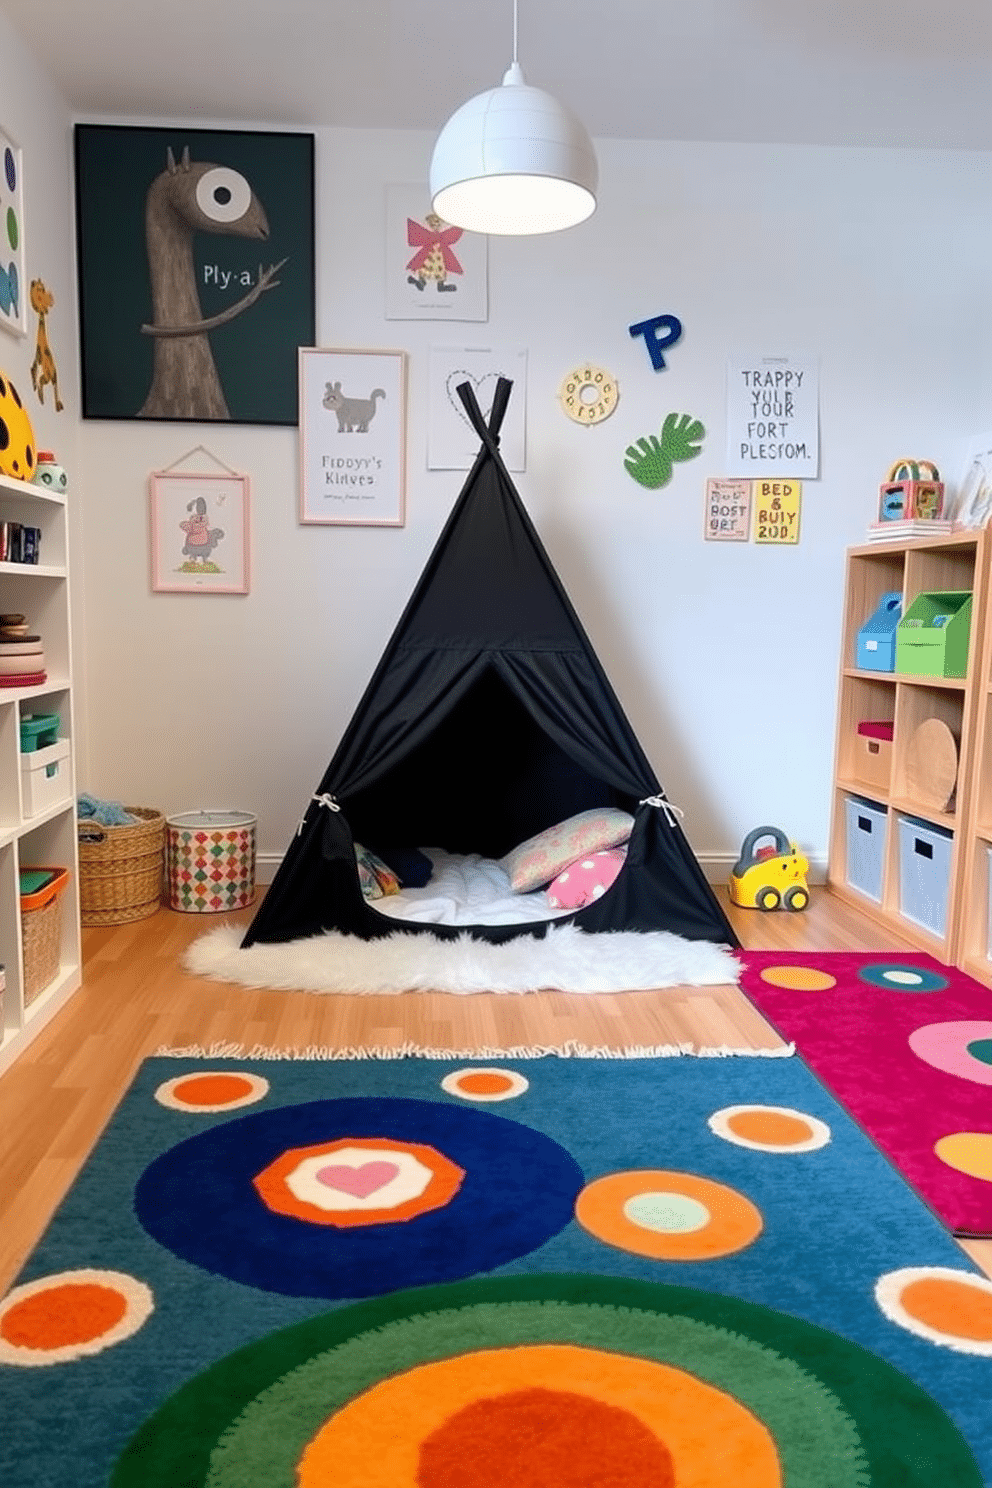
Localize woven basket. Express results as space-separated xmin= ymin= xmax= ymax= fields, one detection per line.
xmin=78 ymin=806 xmax=165 ymax=926
xmin=22 ymin=872 xmax=67 ymax=1004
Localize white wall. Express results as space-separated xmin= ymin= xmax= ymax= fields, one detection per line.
xmin=61 ymin=123 xmax=992 ymax=878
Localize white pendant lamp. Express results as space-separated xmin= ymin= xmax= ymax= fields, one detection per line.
xmin=429 ymin=2 xmax=597 ymax=236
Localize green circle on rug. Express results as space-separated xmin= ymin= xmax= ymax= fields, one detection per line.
xmin=855 ymin=962 xmax=949 ymax=992
xmin=110 ymin=1275 xmax=981 ymax=1488
xmin=622 ymin=1191 xmax=710 ymax=1233
xmin=965 ymin=1039 xmax=992 ymax=1067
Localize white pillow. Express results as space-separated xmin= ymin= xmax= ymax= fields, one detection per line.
xmin=502 ymin=808 xmax=635 ymax=893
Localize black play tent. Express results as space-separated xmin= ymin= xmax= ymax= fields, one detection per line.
xmin=243 ymin=379 xmax=737 ymax=950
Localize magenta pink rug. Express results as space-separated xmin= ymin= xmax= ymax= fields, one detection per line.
xmin=737 ymin=951 xmax=992 ymax=1237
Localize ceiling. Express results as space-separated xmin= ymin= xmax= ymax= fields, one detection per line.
xmin=5 ymin=0 xmax=992 ymax=152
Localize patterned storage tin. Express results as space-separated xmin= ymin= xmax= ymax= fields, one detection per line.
xmin=165 ymin=810 xmax=257 ymax=913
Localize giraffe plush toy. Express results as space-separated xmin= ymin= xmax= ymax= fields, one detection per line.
xmin=29 ymin=279 xmax=63 ymax=412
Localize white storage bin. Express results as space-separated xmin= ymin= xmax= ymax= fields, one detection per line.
xmin=897 ymin=814 xmax=953 ymax=937
xmin=20 ymin=738 xmax=71 ymax=817
xmin=844 ymin=795 xmax=887 ymax=902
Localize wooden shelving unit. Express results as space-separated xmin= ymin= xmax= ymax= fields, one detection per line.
xmin=0 ymin=472 xmax=80 ymax=1076
xmin=955 ymin=560 xmax=992 ymax=986
xmin=827 ymin=528 xmax=988 ymax=965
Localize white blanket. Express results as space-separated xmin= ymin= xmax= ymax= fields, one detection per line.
xmin=373 ymin=849 xmax=573 ymax=926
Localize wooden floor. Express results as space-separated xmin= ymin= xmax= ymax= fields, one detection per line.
xmin=1 ymin=887 xmax=988 ymax=1294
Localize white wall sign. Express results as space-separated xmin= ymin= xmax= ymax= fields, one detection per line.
xmin=726 ymin=354 xmax=819 ymax=478
xmin=427 ymin=346 xmax=527 ymax=470
xmin=298 ymin=347 xmax=407 ymax=525
xmin=704 ymin=478 xmax=751 ymax=541
xmin=384 ymin=185 xmax=488 ymax=322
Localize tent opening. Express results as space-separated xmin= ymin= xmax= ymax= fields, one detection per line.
xmin=345 ymin=663 xmax=632 ymax=862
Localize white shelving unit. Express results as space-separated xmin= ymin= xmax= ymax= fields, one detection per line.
xmin=0 ymin=472 xmax=80 ymax=1077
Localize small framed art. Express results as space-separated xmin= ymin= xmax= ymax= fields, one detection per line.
xmin=298 ymin=347 xmax=407 ymax=525
xmin=384 ymin=184 xmax=488 ymax=322
xmin=149 ymin=469 xmax=250 ymax=593
xmin=0 ymin=127 xmax=26 ymax=338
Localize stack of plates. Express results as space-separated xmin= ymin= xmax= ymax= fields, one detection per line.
xmin=0 ymin=613 xmax=45 ymax=686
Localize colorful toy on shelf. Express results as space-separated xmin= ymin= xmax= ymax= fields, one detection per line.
xmin=878 ymin=459 xmax=944 ymax=522
xmin=895 ymin=590 xmax=973 ymax=678
xmin=856 ymin=591 xmax=902 ymax=671
xmin=728 ymin=826 xmax=810 ymax=911
xmin=32 ymin=451 xmax=68 ymax=493
xmin=0 ymin=370 xmax=37 ymax=481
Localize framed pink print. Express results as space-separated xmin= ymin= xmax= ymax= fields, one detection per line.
xmin=149 ymin=469 xmax=250 ymax=593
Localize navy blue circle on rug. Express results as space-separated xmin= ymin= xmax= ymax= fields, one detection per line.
xmin=134 ymin=1097 xmax=584 ymax=1297
xmin=855 ymin=962 xmax=949 ymax=992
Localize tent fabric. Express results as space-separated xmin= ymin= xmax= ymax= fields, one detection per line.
xmin=242 ymin=379 xmax=737 ymax=951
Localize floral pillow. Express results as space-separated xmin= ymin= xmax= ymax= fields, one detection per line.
xmin=354 ymin=843 xmax=401 ymax=900
xmin=546 ymin=848 xmax=627 ymax=910
xmin=502 ymin=807 xmax=634 ymax=894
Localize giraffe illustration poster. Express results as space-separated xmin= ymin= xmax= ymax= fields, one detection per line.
xmin=74 ymin=125 xmax=315 ymax=425
xmin=384 ymin=185 xmax=488 ymax=322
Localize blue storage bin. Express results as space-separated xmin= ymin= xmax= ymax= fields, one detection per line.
xmin=856 ymin=592 xmax=902 ymax=671
xmin=844 ymin=795 xmax=887 ymax=902
xmin=897 ymin=814 xmax=953 ymax=937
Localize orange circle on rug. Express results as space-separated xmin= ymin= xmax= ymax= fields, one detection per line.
xmin=0 ymin=1269 xmax=154 ymax=1365
xmin=0 ymin=1283 xmax=126 ymax=1349
xmin=441 ymin=1068 xmax=530 ymax=1102
xmin=900 ymin=1278 xmax=992 ymax=1344
xmin=574 ymin=1170 xmax=763 ymax=1259
xmin=296 ymin=1343 xmax=779 ymax=1488
xmin=417 ymin=1387 xmax=675 ymax=1487
xmin=875 ymin=1266 xmax=992 ymax=1354
xmin=173 ymin=1074 xmax=256 ymax=1105
xmin=758 ymin=965 xmax=836 ymax=991
xmin=731 ymin=1110 xmax=811 ymax=1144
xmin=155 ymin=1070 xmax=269 ymax=1112
xmin=933 ymin=1132 xmax=992 ymax=1182
xmin=706 ymin=1104 xmax=832 ymax=1156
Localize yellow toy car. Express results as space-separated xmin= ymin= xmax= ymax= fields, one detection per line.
xmin=728 ymin=825 xmax=810 ymax=911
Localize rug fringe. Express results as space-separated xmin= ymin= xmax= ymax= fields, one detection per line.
xmin=152 ymin=1039 xmax=795 ymax=1061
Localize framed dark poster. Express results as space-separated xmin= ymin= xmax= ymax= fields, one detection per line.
xmin=74 ymin=124 xmax=315 ymax=425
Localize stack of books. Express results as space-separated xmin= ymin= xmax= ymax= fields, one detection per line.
xmin=0 ymin=523 xmax=42 ymax=563
xmin=0 ymin=614 xmax=45 ymax=687
xmin=867 ymin=519 xmax=955 ymax=543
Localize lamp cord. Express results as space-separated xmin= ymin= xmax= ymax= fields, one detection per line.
xmin=512 ymin=0 xmax=518 ymax=64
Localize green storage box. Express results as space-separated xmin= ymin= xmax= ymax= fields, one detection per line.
xmin=895 ymin=591 xmax=973 ymax=677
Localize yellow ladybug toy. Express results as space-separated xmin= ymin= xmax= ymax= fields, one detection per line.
xmin=0 ymin=371 xmax=37 ymax=481
xmin=728 ymin=825 xmax=810 ymax=911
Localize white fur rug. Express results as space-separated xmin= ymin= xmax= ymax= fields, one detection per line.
xmin=185 ymin=922 xmax=742 ymax=996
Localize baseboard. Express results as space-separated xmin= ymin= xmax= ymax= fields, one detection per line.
xmin=255 ymin=851 xmax=827 ymax=889
xmin=702 ymin=852 xmax=827 ymax=886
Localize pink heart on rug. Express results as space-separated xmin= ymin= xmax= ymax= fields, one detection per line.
xmin=315 ymin=1161 xmax=399 ymax=1198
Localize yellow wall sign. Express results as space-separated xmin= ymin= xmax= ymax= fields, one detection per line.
xmin=753 ymin=479 xmax=801 ymax=544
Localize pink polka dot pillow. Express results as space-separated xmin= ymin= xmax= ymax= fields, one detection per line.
xmin=546 ymin=848 xmax=627 ymax=910
xmin=502 ymin=807 xmax=635 ymax=893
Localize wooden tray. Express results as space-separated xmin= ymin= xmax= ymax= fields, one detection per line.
xmin=905 ymin=718 xmax=958 ymax=811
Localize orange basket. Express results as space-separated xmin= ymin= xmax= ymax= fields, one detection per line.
xmin=20 ymin=866 xmax=69 ymax=1004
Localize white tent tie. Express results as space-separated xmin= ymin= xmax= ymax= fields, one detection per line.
xmin=639 ymin=795 xmax=685 ymax=829
xmin=297 ymin=792 xmax=341 ymax=834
